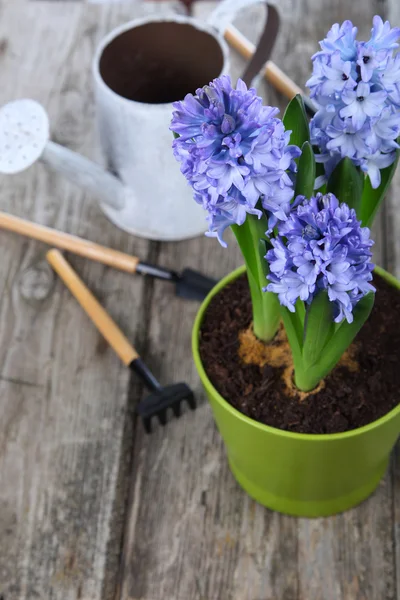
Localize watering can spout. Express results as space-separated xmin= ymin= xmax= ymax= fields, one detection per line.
xmin=0 ymin=99 xmax=126 ymax=210
xmin=41 ymin=140 xmax=126 ymax=210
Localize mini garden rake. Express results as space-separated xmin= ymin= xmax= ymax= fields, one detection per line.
xmin=47 ymin=249 xmax=196 ymax=433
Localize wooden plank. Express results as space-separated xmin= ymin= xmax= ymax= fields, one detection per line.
xmin=386 ymin=3 xmax=400 ymax=599
xmin=119 ymin=2 xmax=398 ymax=600
xmin=0 ymin=2 xmax=182 ymax=599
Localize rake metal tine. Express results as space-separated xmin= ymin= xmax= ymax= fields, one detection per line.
xmin=158 ymin=409 xmax=168 ymax=426
xmin=172 ymin=402 xmax=182 ymax=418
xmin=143 ymin=416 xmax=152 ymax=434
xmin=186 ymin=393 xmax=196 ymax=410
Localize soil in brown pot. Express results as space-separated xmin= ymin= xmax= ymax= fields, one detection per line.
xmin=199 ymin=273 xmax=400 ymax=434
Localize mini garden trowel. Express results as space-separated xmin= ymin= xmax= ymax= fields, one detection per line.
xmin=47 ymin=249 xmax=196 ymax=432
xmin=0 ymin=212 xmax=216 ymax=301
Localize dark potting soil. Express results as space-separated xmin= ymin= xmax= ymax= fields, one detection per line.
xmin=199 ymin=273 xmax=400 ymax=434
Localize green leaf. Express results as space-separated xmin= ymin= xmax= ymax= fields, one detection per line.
xmin=283 ymin=95 xmax=310 ymax=148
xmin=302 ymin=291 xmax=335 ymax=369
xmin=327 ymin=157 xmax=364 ymax=216
xmin=258 ymin=238 xmax=271 ymax=280
xmin=313 ymin=145 xmax=327 ymax=195
xmin=280 ymin=305 xmax=304 ymax=370
xmin=296 ymin=298 xmax=306 ymax=327
xmin=172 ymin=131 xmax=179 ymax=139
xmin=232 ymin=213 xmax=268 ymax=291
xmin=293 ymin=292 xmax=374 ymax=391
xmin=313 ymin=292 xmax=375 ymax=380
xmin=295 ymin=141 xmax=316 ymax=198
xmin=231 ymin=214 xmax=280 ymax=342
xmin=359 ymin=148 xmax=400 ymax=227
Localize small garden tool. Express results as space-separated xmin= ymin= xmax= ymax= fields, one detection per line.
xmin=47 ymin=249 xmax=196 ymax=432
xmin=0 ymin=212 xmax=216 ymax=301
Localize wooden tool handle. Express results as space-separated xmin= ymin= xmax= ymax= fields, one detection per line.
xmin=225 ymin=25 xmax=304 ymax=99
xmin=47 ymin=249 xmax=138 ymax=366
xmin=0 ymin=211 xmax=140 ymax=273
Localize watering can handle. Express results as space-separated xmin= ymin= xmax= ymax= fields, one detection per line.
xmin=41 ymin=141 xmax=125 ymax=211
xmin=207 ymin=0 xmax=280 ymax=87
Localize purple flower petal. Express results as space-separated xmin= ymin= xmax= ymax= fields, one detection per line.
xmin=307 ymin=16 xmax=400 ymax=189
xmin=171 ymin=76 xmax=300 ymax=245
xmin=265 ymin=193 xmax=375 ymax=323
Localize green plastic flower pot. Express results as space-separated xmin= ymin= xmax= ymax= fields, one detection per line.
xmin=192 ymin=264 xmax=400 ymax=517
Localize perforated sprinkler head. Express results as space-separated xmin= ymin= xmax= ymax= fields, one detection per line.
xmin=0 ymin=99 xmax=49 ymax=174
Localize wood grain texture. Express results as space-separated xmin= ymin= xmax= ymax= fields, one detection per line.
xmin=119 ymin=2 xmax=400 ymax=600
xmin=0 ymin=2 xmax=183 ymax=599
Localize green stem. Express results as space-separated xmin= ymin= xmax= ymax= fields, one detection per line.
xmin=293 ymin=367 xmax=321 ymax=393
xmin=293 ymin=292 xmax=375 ymax=392
xmin=231 ymin=214 xmax=280 ymax=343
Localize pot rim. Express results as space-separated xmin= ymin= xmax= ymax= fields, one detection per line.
xmin=192 ymin=264 xmax=400 ymax=442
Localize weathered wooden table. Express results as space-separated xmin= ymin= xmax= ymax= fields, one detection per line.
xmin=0 ymin=1 xmax=399 ymax=599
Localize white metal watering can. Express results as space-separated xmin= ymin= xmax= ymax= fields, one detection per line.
xmin=0 ymin=0 xmax=279 ymax=241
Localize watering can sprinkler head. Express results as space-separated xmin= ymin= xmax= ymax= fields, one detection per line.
xmin=0 ymin=98 xmax=126 ymax=211
xmin=0 ymin=99 xmax=50 ymax=174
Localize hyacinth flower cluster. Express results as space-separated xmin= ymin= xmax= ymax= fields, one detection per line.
xmin=171 ymin=75 xmax=301 ymax=246
xmin=266 ymin=193 xmax=375 ymax=390
xmin=308 ymin=16 xmax=400 ymax=197
xmin=170 ymin=47 xmax=398 ymax=392
xmin=267 ymin=194 xmax=374 ymax=322
xmin=171 ymin=76 xmax=301 ymax=341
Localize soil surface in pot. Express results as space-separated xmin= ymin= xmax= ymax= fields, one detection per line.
xmin=199 ymin=274 xmax=399 ymax=434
